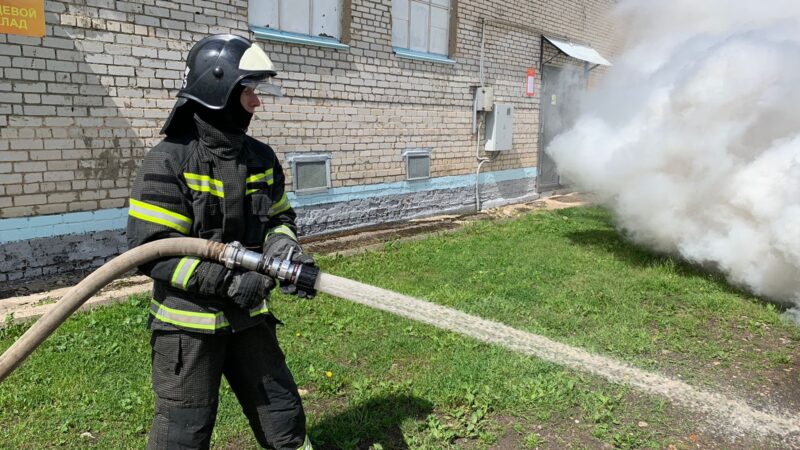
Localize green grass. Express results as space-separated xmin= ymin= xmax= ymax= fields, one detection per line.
xmin=1 ymin=206 xmax=797 ymax=449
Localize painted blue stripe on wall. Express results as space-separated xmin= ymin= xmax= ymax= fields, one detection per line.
xmin=0 ymin=167 xmax=537 ymax=243
xmin=0 ymin=208 xmax=129 ymax=244
xmin=289 ymin=166 xmax=537 ymax=207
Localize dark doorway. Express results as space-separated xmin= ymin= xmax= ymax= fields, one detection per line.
xmin=537 ymin=65 xmax=586 ymax=192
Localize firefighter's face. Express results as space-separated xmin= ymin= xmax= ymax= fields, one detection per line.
xmin=240 ymin=87 xmax=261 ymax=113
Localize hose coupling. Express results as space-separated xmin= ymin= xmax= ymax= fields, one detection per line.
xmin=260 ymin=247 xmax=319 ymax=293
xmin=219 ymin=241 xmax=319 ymax=293
xmin=220 ymin=241 xmax=261 ymax=272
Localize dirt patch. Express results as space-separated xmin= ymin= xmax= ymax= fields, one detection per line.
xmin=472 ymin=393 xmax=791 ymax=450
xmin=646 ymin=316 xmax=800 ymax=415
xmin=303 ymin=220 xmax=464 ymax=257
xmin=0 ymin=274 xmax=153 ymax=324
xmin=488 ymin=193 xmax=591 ymax=219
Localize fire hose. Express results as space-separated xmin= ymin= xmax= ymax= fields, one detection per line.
xmin=3 ymin=240 xmax=800 ymax=441
xmin=0 ymin=238 xmax=319 ymax=383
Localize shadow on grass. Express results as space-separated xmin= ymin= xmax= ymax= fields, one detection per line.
xmin=311 ymin=394 xmax=433 ymax=450
xmin=566 ymin=228 xmax=767 ymax=303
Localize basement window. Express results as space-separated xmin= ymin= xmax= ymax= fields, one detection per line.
xmin=290 ymin=154 xmax=331 ymax=194
xmin=403 ymin=148 xmax=432 ymax=180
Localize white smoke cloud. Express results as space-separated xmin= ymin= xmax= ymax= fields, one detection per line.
xmin=547 ymin=0 xmax=800 ymax=305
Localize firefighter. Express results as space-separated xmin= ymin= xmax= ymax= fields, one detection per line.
xmin=127 ymin=34 xmax=315 ymax=450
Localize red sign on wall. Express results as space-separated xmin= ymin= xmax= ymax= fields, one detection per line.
xmin=526 ymin=68 xmax=536 ymax=96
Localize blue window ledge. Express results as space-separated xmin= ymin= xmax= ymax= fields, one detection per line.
xmin=250 ymin=26 xmax=349 ymax=50
xmin=393 ymin=47 xmax=455 ymax=64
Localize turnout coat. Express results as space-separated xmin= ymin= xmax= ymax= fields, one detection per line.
xmin=127 ymin=117 xmax=299 ymax=334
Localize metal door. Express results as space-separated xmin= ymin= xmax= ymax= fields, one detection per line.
xmin=538 ymin=65 xmax=585 ymax=191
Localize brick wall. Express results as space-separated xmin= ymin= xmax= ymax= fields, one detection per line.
xmin=0 ymin=0 xmax=615 ymax=281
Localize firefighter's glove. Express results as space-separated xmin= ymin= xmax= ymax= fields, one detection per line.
xmin=226 ymin=270 xmax=275 ymax=310
xmin=263 ymin=234 xmax=317 ymax=299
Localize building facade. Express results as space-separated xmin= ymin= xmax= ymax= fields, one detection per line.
xmin=0 ymin=0 xmax=614 ymax=282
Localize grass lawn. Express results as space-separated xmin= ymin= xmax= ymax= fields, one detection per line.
xmin=1 ymin=206 xmax=798 ymax=449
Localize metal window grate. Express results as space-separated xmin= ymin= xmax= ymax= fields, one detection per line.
xmin=291 ymin=154 xmax=331 ymax=193
xmin=403 ymin=148 xmax=432 ymax=180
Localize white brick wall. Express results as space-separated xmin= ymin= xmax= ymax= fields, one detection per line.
xmin=0 ymin=0 xmax=615 ymax=219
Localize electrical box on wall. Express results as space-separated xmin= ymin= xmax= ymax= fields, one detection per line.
xmin=485 ymin=104 xmax=513 ymax=151
xmin=474 ymin=86 xmax=494 ymax=112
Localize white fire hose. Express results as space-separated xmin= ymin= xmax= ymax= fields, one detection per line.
xmin=3 ymin=239 xmax=800 ymax=442
xmin=0 ymin=238 xmax=318 ymax=383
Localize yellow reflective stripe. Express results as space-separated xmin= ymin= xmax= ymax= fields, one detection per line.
xmin=266 ymin=224 xmax=297 ymax=242
xmin=245 ymin=169 xmax=274 ymax=195
xmin=269 ymin=193 xmax=291 ymax=216
xmin=149 ymin=300 xmax=230 ymax=331
xmin=129 ymin=198 xmax=192 ymax=234
xmin=249 ymin=300 xmax=270 ymax=317
xmin=170 ymin=257 xmax=201 ymax=290
xmin=184 ymin=172 xmax=223 ymax=186
xmin=246 ymin=173 xmax=264 ymax=182
xmin=246 ymin=169 xmax=274 ymax=183
xmin=184 ymin=172 xmax=224 ymax=198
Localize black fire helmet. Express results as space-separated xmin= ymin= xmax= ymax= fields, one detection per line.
xmin=161 ymin=34 xmax=278 ymax=136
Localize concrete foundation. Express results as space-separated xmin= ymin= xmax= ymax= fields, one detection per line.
xmin=0 ymin=231 xmax=127 ymax=283
xmin=0 ymin=177 xmax=535 ymax=282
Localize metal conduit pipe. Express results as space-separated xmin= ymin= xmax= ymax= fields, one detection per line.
xmin=0 ymin=238 xmax=228 ymax=383
xmin=476 ymin=157 xmax=491 ymax=211
xmin=474 ymin=17 xmax=493 ymax=212
xmin=475 ymin=112 xmax=498 ymax=212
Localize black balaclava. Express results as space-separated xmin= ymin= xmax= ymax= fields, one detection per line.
xmin=195 ymin=83 xmax=253 ymax=134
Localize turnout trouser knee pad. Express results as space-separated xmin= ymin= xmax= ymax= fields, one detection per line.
xmin=148 ymin=404 xmax=218 ymax=450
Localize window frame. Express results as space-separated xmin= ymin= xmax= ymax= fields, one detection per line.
xmin=402 ymin=148 xmax=432 ymax=181
xmin=289 ymin=153 xmax=332 ymax=194
xmin=248 ymin=0 xmax=351 ymax=50
xmin=391 ymin=0 xmax=456 ymax=63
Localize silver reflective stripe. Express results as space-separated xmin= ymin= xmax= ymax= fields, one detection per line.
xmin=297 ymin=435 xmax=313 ymax=450
xmin=249 ymin=300 xmax=269 ymax=317
xmin=149 ymin=300 xmax=230 ymax=331
xmin=246 ymin=169 xmax=274 ymax=184
xmin=129 ymin=199 xmax=192 ymax=234
xmin=246 ymin=169 xmax=275 ymax=195
xmin=170 ymin=257 xmax=201 ymax=290
xmin=265 ymin=224 xmax=297 ymax=242
xmin=184 ymin=172 xmax=224 ymax=198
xmin=269 ymin=193 xmax=291 ymax=216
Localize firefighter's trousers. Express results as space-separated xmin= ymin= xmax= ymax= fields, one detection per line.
xmin=147 ymin=319 xmax=307 ymax=450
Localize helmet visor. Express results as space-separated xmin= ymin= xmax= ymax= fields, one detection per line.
xmin=240 ymin=78 xmax=283 ymax=97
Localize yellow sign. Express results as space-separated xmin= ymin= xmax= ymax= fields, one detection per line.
xmin=0 ymin=0 xmax=45 ymax=37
